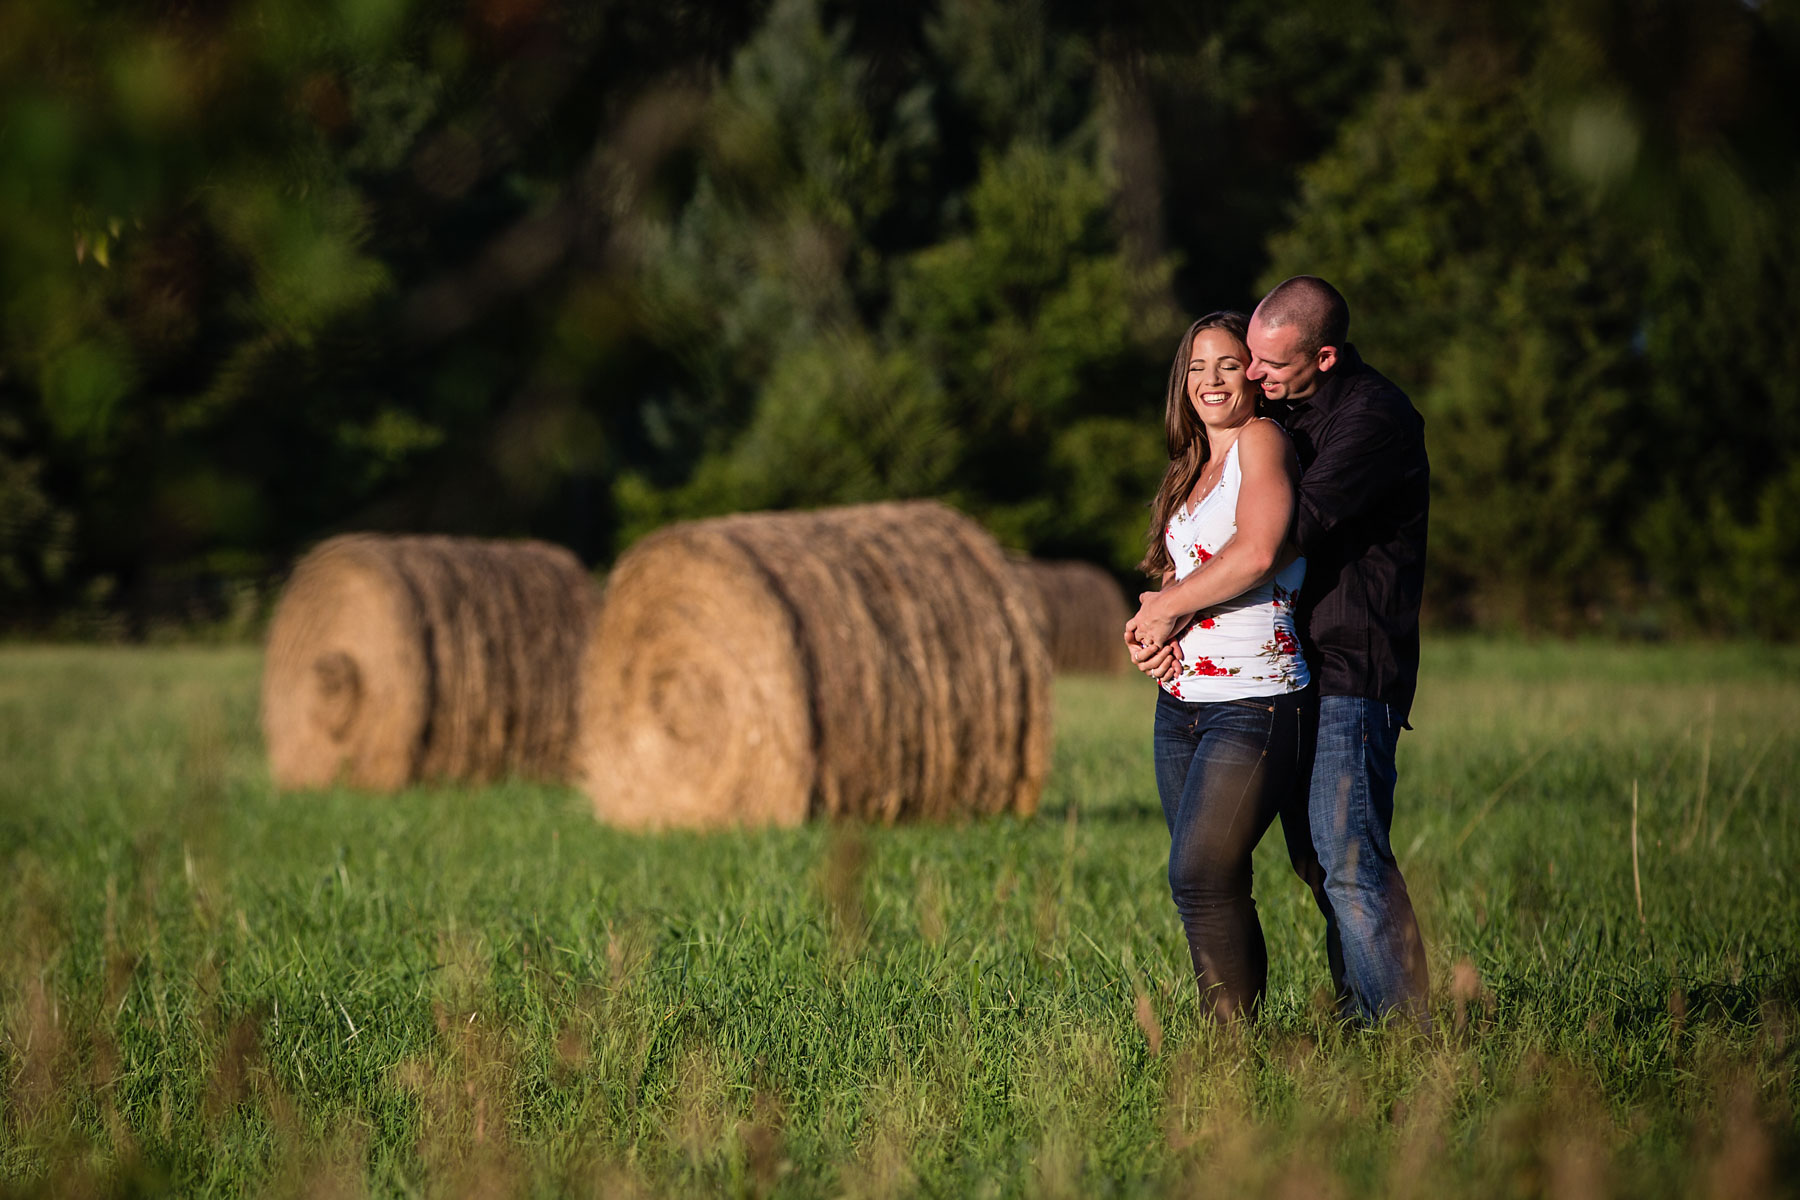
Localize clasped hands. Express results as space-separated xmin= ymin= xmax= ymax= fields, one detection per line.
xmin=1124 ymin=589 xmax=1190 ymax=685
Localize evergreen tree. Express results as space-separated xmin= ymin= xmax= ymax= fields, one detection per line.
xmin=1263 ymin=64 xmax=1645 ymax=627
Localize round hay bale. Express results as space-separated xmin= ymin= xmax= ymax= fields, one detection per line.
xmin=1009 ymin=558 xmax=1132 ymax=674
xmin=576 ymin=501 xmax=1053 ymax=829
xmin=261 ymin=534 xmax=597 ymax=790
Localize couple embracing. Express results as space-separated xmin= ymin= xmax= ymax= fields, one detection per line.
xmin=1125 ymin=276 xmax=1432 ymax=1029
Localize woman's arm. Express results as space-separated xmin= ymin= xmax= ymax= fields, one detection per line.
xmin=1125 ymin=419 xmax=1300 ymax=649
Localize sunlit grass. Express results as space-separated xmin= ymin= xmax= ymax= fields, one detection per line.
xmin=1 ymin=641 xmax=1796 ymax=1195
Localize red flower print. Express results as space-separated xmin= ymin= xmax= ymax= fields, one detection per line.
xmin=1273 ymin=628 xmax=1298 ymax=657
xmin=1168 ymin=681 xmax=1183 ymax=698
xmin=1198 ymin=617 xmax=1215 ymax=629
xmin=1191 ymin=656 xmax=1234 ymax=677
xmin=1194 ymin=545 xmax=1213 ymax=564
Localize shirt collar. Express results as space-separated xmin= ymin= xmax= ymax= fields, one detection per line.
xmin=1284 ymin=343 xmax=1365 ymax=416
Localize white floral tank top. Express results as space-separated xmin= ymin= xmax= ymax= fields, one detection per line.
xmin=1160 ymin=434 xmax=1310 ymax=702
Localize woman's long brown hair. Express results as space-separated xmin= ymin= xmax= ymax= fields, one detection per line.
xmin=1139 ymin=310 xmax=1257 ymax=579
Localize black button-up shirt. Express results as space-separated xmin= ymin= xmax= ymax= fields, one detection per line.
xmin=1277 ymin=345 xmax=1429 ymax=721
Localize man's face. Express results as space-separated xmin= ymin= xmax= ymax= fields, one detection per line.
xmin=1246 ymin=316 xmax=1332 ymax=403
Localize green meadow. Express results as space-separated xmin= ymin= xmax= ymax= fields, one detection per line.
xmin=2 ymin=641 xmax=1797 ymax=1197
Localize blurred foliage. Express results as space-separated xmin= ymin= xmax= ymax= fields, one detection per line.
xmin=1265 ymin=63 xmax=1648 ymax=627
xmin=0 ymin=0 xmax=1794 ymax=634
xmin=615 ymin=0 xmax=1177 ymax=566
xmin=1265 ymin=0 xmax=1800 ymax=635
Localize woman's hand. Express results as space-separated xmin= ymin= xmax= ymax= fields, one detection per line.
xmin=1125 ymin=589 xmax=1184 ymax=652
xmin=1128 ymin=634 xmax=1183 ymax=683
xmin=1123 ymin=593 xmax=1180 ymax=680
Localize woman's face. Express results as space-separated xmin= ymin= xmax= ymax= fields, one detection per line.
xmin=1185 ymin=328 xmax=1257 ymax=430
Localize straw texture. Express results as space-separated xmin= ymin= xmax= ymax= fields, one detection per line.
xmin=1009 ymin=558 xmax=1131 ymax=674
xmin=576 ymin=501 xmax=1052 ymax=829
xmin=261 ymin=534 xmax=596 ymax=790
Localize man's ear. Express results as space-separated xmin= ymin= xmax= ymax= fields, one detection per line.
xmin=1316 ymin=344 xmax=1339 ymax=373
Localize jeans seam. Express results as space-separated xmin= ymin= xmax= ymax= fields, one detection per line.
xmin=1353 ymin=703 xmax=1370 ymax=849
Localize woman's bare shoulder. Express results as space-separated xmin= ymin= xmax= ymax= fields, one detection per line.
xmin=1238 ymin=417 xmax=1294 ymax=453
xmin=1238 ymin=417 xmax=1300 ymax=480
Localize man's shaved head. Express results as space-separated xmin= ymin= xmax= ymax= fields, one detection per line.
xmin=1245 ymin=276 xmax=1350 ymax=403
xmin=1253 ymin=276 xmax=1349 ymax=355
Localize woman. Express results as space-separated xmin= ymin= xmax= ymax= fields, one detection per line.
xmin=1125 ymin=310 xmax=1310 ymax=1022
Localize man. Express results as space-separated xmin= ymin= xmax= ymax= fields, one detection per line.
xmin=1126 ymin=276 xmax=1431 ymax=1027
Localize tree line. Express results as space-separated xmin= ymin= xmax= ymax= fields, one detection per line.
xmin=2 ymin=0 xmax=1795 ymax=636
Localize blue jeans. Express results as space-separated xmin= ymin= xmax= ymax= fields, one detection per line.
xmin=1293 ymin=695 xmax=1431 ymax=1027
xmin=1153 ymin=688 xmax=1308 ymax=1021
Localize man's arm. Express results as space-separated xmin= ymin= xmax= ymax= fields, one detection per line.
xmin=1125 ymin=420 xmax=1299 ymax=649
xmin=1292 ymin=397 xmax=1423 ymax=557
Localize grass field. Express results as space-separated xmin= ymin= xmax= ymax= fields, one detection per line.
xmin=3 ymin=640 xmax=1798 ymax=1197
